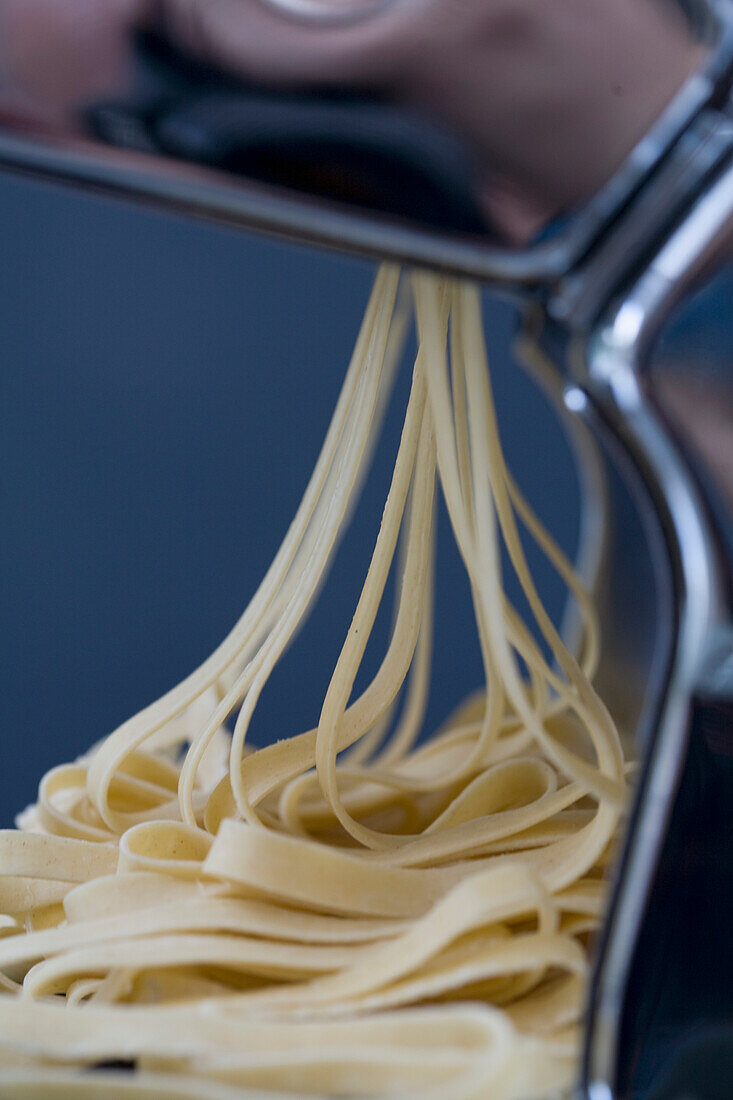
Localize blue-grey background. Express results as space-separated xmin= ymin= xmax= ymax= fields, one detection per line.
xmin=0 ymin=173 xmax=583 ymax=826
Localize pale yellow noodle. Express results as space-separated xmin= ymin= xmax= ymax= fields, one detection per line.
xmin=0 ymin=267 xmax=626 ymax=1099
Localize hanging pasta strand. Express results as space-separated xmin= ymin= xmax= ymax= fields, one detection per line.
xmin=0 ymin=267 xmax=627 ymax=1100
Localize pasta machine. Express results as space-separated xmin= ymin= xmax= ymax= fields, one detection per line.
xmin=0 ymin=1 xmax=731 ymax=1095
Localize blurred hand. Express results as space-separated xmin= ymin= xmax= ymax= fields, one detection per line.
xmin=0 ymin=0 xmax=706 ymax=239
xmin=154 ymin=0 xmax=705 ymax=240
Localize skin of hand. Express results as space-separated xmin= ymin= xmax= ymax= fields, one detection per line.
xmin=153 ymin=0 xmax=706 ymax=240
xmin=0 ymin=0 xmax=148 ymax=129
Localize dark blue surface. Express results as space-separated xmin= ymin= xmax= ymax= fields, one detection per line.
xmin=0 ymin=174 xmax=579 ymax=826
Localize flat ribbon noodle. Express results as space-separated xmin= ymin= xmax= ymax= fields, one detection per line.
xmin=0 ymin=268 xmax=626 ymax=1100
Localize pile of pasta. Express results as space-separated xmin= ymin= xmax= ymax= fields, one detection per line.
xmin=0 ymin=269 xmax=627 ymax=1099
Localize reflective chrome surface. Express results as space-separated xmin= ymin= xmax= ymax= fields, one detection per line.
xmin=570 ymin=160 xmax=733 ymax=1099
xmin=0 ymin=1 xmax=729 ymax=285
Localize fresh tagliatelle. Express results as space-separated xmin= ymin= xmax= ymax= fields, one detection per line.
xmin=0 ymin=268 xmax=627 ymax=1100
